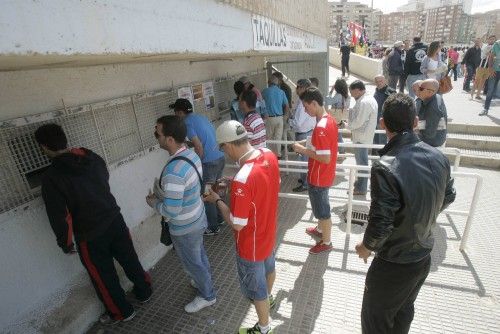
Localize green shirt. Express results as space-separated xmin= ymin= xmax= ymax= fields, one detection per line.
xmin=493 ymin=40 xmax=500 ymax=71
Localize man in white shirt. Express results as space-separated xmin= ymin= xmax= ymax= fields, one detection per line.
xmin=289 ymin=79 xmax=317 ymax=192
xmin=347 ymin=80 xmax=378 ymax=196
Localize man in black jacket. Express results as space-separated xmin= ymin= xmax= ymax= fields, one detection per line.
xmin=355 ymin=93 xmax=456 ymax=334
xmin=35 ymin=124 xmax=152 ymax=325
xmin=373 ymin=75 xmax=396 ymax=147
xmin=462 ymin=38 xmax=482 ymax=92
xmin=387 ymin=41 xmax=405 ymax=93
xmin=404 ymin=37 xmax=428 ymax=98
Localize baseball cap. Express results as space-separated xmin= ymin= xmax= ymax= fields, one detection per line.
xmin=216 ymin=120 xmax=248 ymax=145
xmin=394 ymin=41 xmax=403 ymax=48
xmin=169 ymin=98 xmax=193 ymax=112
xmin=238 ymin=76 xmax=250 ymax=84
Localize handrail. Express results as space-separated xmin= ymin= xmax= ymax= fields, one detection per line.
xmin=266 ymin=139 xmax=462 ymax=171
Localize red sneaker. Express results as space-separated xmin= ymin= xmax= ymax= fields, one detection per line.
xmin=309 ymin=242 xmax=333 ymax=254
xmin=305 ymin=226 xmax=322 ymax=238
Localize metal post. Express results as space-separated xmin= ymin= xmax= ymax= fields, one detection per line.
xmin=346 ymin=168 xmax=356 ymax=234
xmin=130 ymin=96 xmax=146 ymax=151
xmin=460 ymin=174 xmax=483 ymax=251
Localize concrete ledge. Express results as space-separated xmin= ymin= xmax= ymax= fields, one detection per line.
xmin=448 ymin=123 xmax=500 ymax=136
xmin=329 ymin=47 xmax=382 ymax=81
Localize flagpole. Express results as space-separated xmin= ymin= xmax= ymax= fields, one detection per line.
xmin=370 ymin=0 xmax=374 ymax=43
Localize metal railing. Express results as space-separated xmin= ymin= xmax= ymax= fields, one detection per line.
xmin=274 ymin=160 xmax=481 ymax=251
xmin=268 ymin=138 xmax=462 ymax=171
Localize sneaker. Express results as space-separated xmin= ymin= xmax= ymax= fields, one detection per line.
xmin=309 ymin=241 xmax=333 ymax=254
xmin=239 ymin=323 xmax=273 ymax=334
xmin=204 ymin=227 xmax=220 ymax=236
xmin=99 ymin=311 xmax=136 ymax=325
xmin=479 ymin=110 xmax=489 ymax=116
xmin=135 ymin=293 xmax=152 ymax=304
xmin=184 ymin=296 xmax=216 ymax=313
xmin=292 ymin=185 xmax=308 ymax=192
xmin=269 ymin=295 xmax=276 ymax=309
xmin=305 ymin=226 xmax=322 ymax=238
xmin=475 ymin=95 xmax=482 ymax=100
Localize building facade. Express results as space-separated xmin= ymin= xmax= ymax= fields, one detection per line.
xmin=422 ymin=4 xmax=465 ymax=44
xmin=471 ymin=9 xmax=500 ymax=40
xmin=328 ymin=0 xmax=382 ymax=45
xmin=379 ymin=11 xmax=424 ymax=44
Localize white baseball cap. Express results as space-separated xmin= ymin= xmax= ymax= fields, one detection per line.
xmin=394 ymin=41 xmax=404 ymax=48
xmin=216 ymin=120 xmax=248 ymax=145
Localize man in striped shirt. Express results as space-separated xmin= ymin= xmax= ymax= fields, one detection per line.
xmin=146 ymin=115 xmax=216 ymax=313
xmin=240 ymin=89 xmax=267 ymax=149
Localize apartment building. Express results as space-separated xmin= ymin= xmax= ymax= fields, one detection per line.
xmin=471 ymin=9 xmax=500 ymax=40
xmin=328 ymin=0 xmax=382 ymax=45
xmin=379 ymin=11 xmax=424 ymax=44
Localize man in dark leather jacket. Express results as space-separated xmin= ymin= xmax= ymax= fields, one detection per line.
xmin=355 ymin=93 xmax=456 ymax=334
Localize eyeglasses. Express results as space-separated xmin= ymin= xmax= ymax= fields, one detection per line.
xmin=418 ymin=87 xmax=435 ymax=93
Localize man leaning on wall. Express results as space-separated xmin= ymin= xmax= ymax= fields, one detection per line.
xmin=35 ymin=123 xmax=152 ymax=325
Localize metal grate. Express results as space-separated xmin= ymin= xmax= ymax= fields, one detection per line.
xmin=0 ymin=70 xmax=267 ymax=214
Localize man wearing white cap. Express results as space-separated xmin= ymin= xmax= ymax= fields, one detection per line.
xmin=203 ymin=120 xmax=280 ymax=334
xmin=388 ymin=41 xmax=405 ymax=93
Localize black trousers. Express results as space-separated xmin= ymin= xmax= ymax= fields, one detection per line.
xmin=77 ymin=214 xmax=152 ymax=320
xmin=342 ymin=56 xmax=350 ymax=77
xmin=361 ymin=255 xmax=431 ymax=334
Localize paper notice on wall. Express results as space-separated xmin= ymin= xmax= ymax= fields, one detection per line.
xmin=177 ymin=86 xmax=194 ymax=105
xmin=202 ymin=81 xmax=215 ymax=110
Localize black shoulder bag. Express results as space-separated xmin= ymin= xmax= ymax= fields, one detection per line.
xmin=159 ymin=155 xmax=203 ymax=246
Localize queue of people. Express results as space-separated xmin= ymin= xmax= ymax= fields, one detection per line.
xmin=34 ymin=39 xmax=465 ymax=332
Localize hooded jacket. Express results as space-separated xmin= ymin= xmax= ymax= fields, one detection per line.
xmin=364 ymin=132 xmax=456 ymax=263
xmin=41 ymin=148 xmax=120 ymax=252
xmin=404 ymin=42 xmax=428 ymax=75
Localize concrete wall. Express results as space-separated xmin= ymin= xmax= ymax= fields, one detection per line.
xmin=329 ymin=47 xmax=382 ymax=81
xmin=0 ymin=57 xmax=265 ymax=333
xmin=0 ymin=56 xmax=264 ymax=121
xmin=219 ymin=0 xmax=329 ymax=37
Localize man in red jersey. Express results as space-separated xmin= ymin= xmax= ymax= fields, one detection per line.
xmin=292 ymin=87 xmax=339 ymax=254
xmin=203 ymin=120 xmax=280 ymax=334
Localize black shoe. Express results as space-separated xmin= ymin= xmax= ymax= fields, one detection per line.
xmin=292 ymin=185 xmax=308 ymax=192
xmin=479 ymin=110 xmax=488 ymax=116
xmin=135 ymin=292 xmax=152 ymax=304
xmin=297 ymin=178 xmax=303 ymax=184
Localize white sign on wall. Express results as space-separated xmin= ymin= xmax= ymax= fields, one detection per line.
xmin=251 ymin=14 xmax=325 ymax=52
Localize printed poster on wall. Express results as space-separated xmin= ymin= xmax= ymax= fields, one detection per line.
xmin=177 ymin=86 xmax=194 ymax=106
xmin=202 ymin=81 xmax=215 ymax=110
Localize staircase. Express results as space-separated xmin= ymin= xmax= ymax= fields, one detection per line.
xmin=446 ymin=123 xmax=500 ymax=169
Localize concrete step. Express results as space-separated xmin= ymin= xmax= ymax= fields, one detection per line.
xmin=445 ymin=147 xmax=500 ymax=169
xmin=446 ymin=133 xmax=500 ymax=151
xmin=448 ymin=123 xmax=500 ymax=136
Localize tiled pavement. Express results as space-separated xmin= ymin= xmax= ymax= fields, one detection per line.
xmin=88 ymin=68 xmax=500 ymax=334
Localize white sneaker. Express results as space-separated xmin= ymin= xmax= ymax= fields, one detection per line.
xmin=184 ymin=296 xmax=216 ymax=313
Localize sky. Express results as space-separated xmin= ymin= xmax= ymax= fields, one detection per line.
xmin=345 ymin=0 xmax=499 ymax=14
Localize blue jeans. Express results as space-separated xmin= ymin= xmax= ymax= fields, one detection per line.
xmin=308 ymin=185 xmax=331 ymax=220
xmin=484 ymin=71 xmax=500 ymax=111
xmin=406 ymin=74 xmax=425 ymax=99
xmin=171 ymin=228 xmax=216 ymax=301
xmin=295 ymin=130 xmax=312 ymax=187
xmin=354 ymin=145 xmax=369 ymax=193
xmin=236 ymin=252 xmax=275 ymax=301
xmin=202 ymin=157 xmax=225 ymax=230
xmin=463 ymin=65 xmax=475 ymax=91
